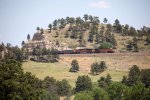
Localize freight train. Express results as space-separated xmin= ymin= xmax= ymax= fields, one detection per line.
xmin=58 ymin=48 xmax=115 ymax=54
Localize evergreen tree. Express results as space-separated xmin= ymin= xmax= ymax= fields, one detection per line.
xmin=56 ymin=79 xmax=71 ymax=96
xmin=27 ymin=34 xmax=30 ymax=41
xmin=75 ymin=75 xmax=92 ymax=92
xmin=107 ymin=82 xmax=128 ymax=100
xmin=48 ymin=24 xmax=52 ymax=33
xmin=106 ymin=73 xmax=112 ymax=85
xmin=69 ymin=59 xmax=79 ymax=72
xmin=141 ymin=69 xmax=150 ymax=87
xmin=53 ymin=19 xmax=58 ymax=30
xmin=36 ymin=26 xmax=40 ymax=32
xmin=103 ymin=18 xmax=108 ymax=24
xmin=126 ymin=65 xmax=141 ymax=86
xmin=83 ymin=14 xmax=89 ymax=22
xmin=88 ymin=33 xmax=94 ymax=42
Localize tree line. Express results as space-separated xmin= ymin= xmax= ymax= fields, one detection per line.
xmin=0 ymin=42 xmax=59 ymax=63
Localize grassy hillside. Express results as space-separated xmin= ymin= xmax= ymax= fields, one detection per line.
xmin=42 ymin=23 xmax=150 ymax=51
xmin=22 ymin=55 xmax=150 ymax=87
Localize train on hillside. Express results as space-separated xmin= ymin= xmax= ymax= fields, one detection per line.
xmin=58 ymin=48 xmax=115 ymax=54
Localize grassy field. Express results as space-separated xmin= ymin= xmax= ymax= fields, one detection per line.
xmin=24 ymin=55 xmax=150 ymax=87
xmin=23 ymin=60 xmax=128 ymax=87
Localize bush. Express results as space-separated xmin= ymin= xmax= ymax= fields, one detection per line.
xmin=99 ymin=42 xmax=112 ymax=49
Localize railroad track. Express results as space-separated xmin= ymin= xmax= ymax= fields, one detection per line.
xmin=59 ymin=52 xmax=150 ymax=57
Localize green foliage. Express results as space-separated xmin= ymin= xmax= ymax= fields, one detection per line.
xmin=53 ymin=19 xmax=58 ymax=30
xmin=27 ymin=34 xmax=30 ymax=40
xmin=129 ymin=27 xmax=137 ymax=36
xmin=0 ymin=59 xmax=44 ymax=99
xmin=48 ymin=48 xmax=59 ymax=62
xmin=88 ymin=33 xmax=94 ymax=42
xmin=90 ymin=61 xmax=107 ymax=75
xmin=92 ymin=87 xmax=110 ymax=100
xmin=56 ymin=79 xmax=71 ymax=96
xmin=114 ymin=19 xmax=122 ymax=33
xmin=70 ymin=59 xmax=79 ymax=72
xmin=83 ymin=14 xmax=89 ymax=22
xmin=98 ymin=74 xmax=112 ymax=88
xmin=141 ymin=69 xmax=150 ymax=87
xmin=42 ymin=76 xmax=57 ymax=94
xmin=124 ymin=83 xmax=150 ymax=100
xmin=75 ymin=75 xmax=92 ymax=92
xmin=0 ymin=59 xmax=69 ymax=99
xmin=107 ymin=82 xmax=128 ymax=100
xmin=103 ymin=18 xmax=108 ymax=24
xmin=126 ymin=65 xmax=141 ymax=86
xmin=74 ymin=91 xmax=93 ymax=100
xmin=99 ymin=42 xmax=112 ymax=49
xmin=65 ymin=31 xmax=69 ymax=38
xmin=70 ymin=31 xmax=78 ymax=39
xmin=48 ymin=24 xmax=52 ymax=33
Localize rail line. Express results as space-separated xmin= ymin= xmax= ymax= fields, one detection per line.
xmin=59 ymin=52 xmax=150 ymax=57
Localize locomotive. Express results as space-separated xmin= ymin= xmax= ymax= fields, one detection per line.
xmin=58 ymin=47 xmax=115 ymax=54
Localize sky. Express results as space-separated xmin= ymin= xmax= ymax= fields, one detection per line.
xmin=0 ymin=0 xmax=150 ymax=47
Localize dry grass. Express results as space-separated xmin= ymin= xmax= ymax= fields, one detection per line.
xmin=22 ymin=54 xmax=150 ymax=87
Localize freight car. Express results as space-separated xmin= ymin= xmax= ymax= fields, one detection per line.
xmin=58 ymin=48 xmax=114 ymax=54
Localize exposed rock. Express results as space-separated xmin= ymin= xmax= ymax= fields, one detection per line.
xmin=32 ymin=32 xmax=43 ymax=41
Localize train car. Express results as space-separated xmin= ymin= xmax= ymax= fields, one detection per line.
xmin=74 ymin=47 xmax=93 ymax=54
xmin=94 ymin=48 xmax=114 ymax=53
xmin=62 ymin=50 xmax=74 ymax=54
xmin=58 ymin=47 xmax=115 ymax=54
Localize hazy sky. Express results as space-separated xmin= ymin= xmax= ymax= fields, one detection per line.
xmin=0 ymin=0 xmax=150 ymax=46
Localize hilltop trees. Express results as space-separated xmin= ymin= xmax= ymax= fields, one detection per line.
xmin=53 ymin=19 xmax=58 ymax=30
xmin=36 ymin=26 xmax=40 ymax=33
xmin=59 ymin=18 xmax=66 ymax=29
xmin=28 ymin=14 xmax=149 ymax=51
xmin=114 ymin=19 xmax=122 ymax=33
xmin=69 ymin=59 xmax=79 ymax=72
xmin=27 ymin=34 xmax=30 ymax=41
xmin=83 ymin=14 xmax=89 ymax=22
xmin=103 ymin=18 xmax=108 ymax=24
xmin=48 ymin=24 xmax=52 ymax=33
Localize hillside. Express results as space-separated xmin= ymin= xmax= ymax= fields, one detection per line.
xmin=22 ymin=53 xmax=150 ymax=87
xmin=27 ymin=15 xmax=150 ymax=52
